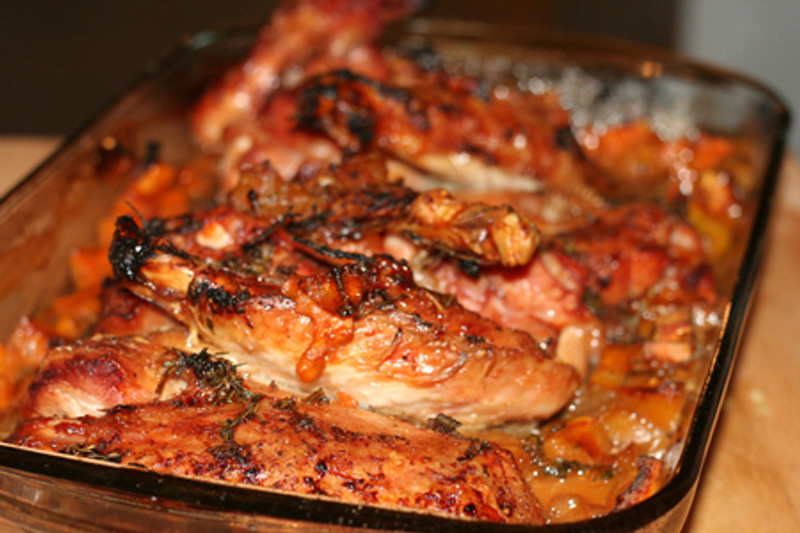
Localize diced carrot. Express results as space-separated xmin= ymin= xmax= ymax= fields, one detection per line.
xmin=69 ymin=246 xmax=112 ymax=290
xmin=590 ymin=344 xmax=638 ymax=389
xmin=615 ymin=383 xmax=687 ymax=432
xmin=49 ymin=287 xmax=102 ymax=340
xmin=592 ymin=121 xmax=657 ymax=159
xmin=690 ymin=136 xmax=736 ymax=171
xmin=542 ymin=416 xmax=613 ymax=465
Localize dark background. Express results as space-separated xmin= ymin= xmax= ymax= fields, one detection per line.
xmin=0 ymin=1 xmax=679 ymax=135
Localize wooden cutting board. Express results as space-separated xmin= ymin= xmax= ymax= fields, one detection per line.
xmin=1 ymin=136 xmax=799 ymax=531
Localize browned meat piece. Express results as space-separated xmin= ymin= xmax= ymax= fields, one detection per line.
xmin=408 ymin=199 xmax=715 ymax=321
xmin=108 ymin=214 xmax=578 ymax=429
xmin=19 ymin=329 xmax=206 ymax=420
xmin=409 ymin=246 xmax=602 ymax=376
xmin=396 ymin=202 xmax=717 ymax=371
xmin=192 ymin=0 xmax=422 ymax=147
xmin=228 ymin=153 xmax=539 ymax=267
xmin=226 ymin=153 xmax=418 ymax=249
xmin=293 ymin=68 xmax=600 ymax=199
xmin=92 ymin=282 xmax=180 ymax=336
xmin=560 ymin=202 xmax=716 ymax=309
xmin=9 ymin=349 xmax=545 ymax=524
xmin=204 ymin=37 xmax=605 ymax=203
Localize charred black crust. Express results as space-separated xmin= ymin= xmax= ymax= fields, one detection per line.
xmin=108 ymin=215 xmax=193 ymax=282
xmin=188 ymin=279 xmax=251 ymax=314
xmin=345 ymin=110 xmax=376 ymax=147
xmin=457 ymin=258 xmax=482 ymax=278
xmin=108 ymin=215 xmax=154 ymax=282
xmin=296 ymin=69 xmax=427 ymax=148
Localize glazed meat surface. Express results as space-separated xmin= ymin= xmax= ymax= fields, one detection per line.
xmin=225 ymin=153 xmax=540 ymax=268
xmin=19 ymin=330 xmax=200 ymax=420
xmin=293 ymin=67 xmax=596 ymax=196
xmin=192 ymin=0 xmax=423 ymax=147
xmin=108 ymin=213 xmax=578 ymax=429
xmin=10 ymin=349 xmax=544 ymax=524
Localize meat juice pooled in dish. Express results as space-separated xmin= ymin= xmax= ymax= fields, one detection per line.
xmin=1 ymin=0 xmax=755 ymax=524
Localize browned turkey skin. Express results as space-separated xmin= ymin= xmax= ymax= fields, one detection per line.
xmin=192 ymin=0 xmax=424 ymax=147
xmin=18 ymin=330 xmax=195 ymax=420
xmin=10 ymin=347 xmax=544 ymax=524
xmin=107 ymin=211 xmax=578 ymax=429
xmin=292 ymin=67 xmax=596 ymax=194
xmin=220 ymin=155 xmax=713 ymax=370
xmin=225 ymin=152 xmax=540 ymax=267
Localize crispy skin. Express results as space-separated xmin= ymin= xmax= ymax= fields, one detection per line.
xmin=294 ymin=68 xmax=599 ymax=198
xmin=228 ymin=154 xmax=539 ymax=267
xmin=92 ymin=282 xmax=180 ymax=336
xmin=19 ymin=330 xmax=204 ymax=420
xmin=192 ymin=0 xmax=422 ymax=147
xmin=560 ymin=202 xmax=716 ymax=308
xmin=9 ymin=354 xmax=545 ymax=524
xmin=108 ymin=215 xmax=578 ymax=429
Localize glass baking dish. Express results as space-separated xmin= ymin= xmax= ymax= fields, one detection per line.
xmin=0 ymin=18 xmax=790 ymax=532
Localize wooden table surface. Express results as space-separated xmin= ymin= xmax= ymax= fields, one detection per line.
xmin=1 ymin=135 xmax=799 ymax=531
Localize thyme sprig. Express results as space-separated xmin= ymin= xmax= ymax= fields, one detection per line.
xmin=63 ymin=443 xmax=123 ymax=463
xmin=158 ymin=348 xmax=264 ymax=442
xmin=157 ymin=348 xmax=252 ymax=405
